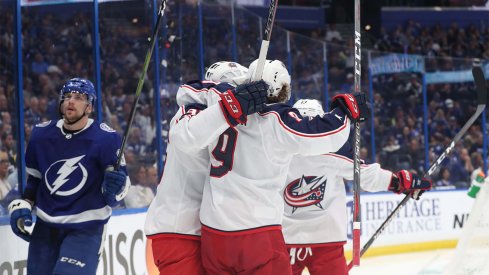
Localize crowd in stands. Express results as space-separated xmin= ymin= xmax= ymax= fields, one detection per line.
xmin=0 ymin=6 xmax=161 ymax=213
xmin=303 ymin=18 xmax=488 ymax=190
xmin=1 ymin=1 xmax=488 ymax=214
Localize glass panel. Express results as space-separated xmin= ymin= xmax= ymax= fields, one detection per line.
xmin=22 ymin=2 xmax=94 ymax=123
xmin=3 ymin=2 xmax=486 ymax=215
xmin=202 ymin=2 xmax=234 ymax=65
xmin=233 ymin=5 xmax=262 ymax=66
xmin=368 ymin=50 xmax=426 ymax=178
xmin=0 ymin=0 xmax=19 ymax=217
xmin=99 ymin=0 xmax=158 ymax=208
xmin=426 ymin=56 xmax=483 ymax=190
xmin=289 ymin=32 xmax=325 ymax=101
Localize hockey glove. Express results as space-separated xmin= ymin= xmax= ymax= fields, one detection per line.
xmin=330 ymin=92 xmax=370 ymax=123
xmin=219 ymin=80 xmax=268 ymax=126
xmin=388 ymin=170 xmax=432 ymax=200
xmin=8 ymin=199 xmax=33 ymax=242
xmin=102 ymin=169 xmax=129 ymax=207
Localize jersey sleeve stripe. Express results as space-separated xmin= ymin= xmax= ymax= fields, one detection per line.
xmin=321 ymin=153 xmax=370 ymax=167
xmin=26 ymin=167 xmax=42 ymax=179
xmin=36 ymin=205 xmax=111 ymax=224
xmin=181 ymin=84 xmax=209 ymax=93
xmin=181 ymin=83 xmax=223 ymax=94
xmin=259 ymin=110 xmax=349 ymax=138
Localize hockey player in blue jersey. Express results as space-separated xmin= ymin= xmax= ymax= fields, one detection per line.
xmin=8 ymin=78 xmax=130 ymax=275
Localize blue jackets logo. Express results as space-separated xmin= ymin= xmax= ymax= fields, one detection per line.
xmin=284 ymin=175 xmax=327 ymax=213
xmin=45 ymin=155 xmax=88 ymax=196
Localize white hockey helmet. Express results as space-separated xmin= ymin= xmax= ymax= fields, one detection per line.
xmin=293 ymin=99 xmax=324 ymax=117
xmin=247 ymin=59 xmax=291 ymax=101
xmin=204 ymin=61 xmax=248 ymax=86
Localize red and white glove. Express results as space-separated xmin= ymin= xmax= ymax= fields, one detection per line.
xmin=330 ymin=92 xmax=370 ymax=122
xmin=388 ymin=170 xmax=432 ymax=199
xmin=218 ymin=80 xmax=268 ymax=126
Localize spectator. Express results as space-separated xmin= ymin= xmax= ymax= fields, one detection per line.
xmin=447 ymin=147 xmax=473 ymax=187
xmin=126 ymin=127 xmax=147 ymax=156
xmin=340 ymin=73 xmax=354 ymax=93
xmin=146 ymin=165 xmax=159 ymax=193
xmin=325 ymin=24 xmax=343 ymax=42
xmin=124 ymin=165 xmax=155 ymax=208
xmin=1 ymin=132 xmax=16 ymax=166
xmin=435 ymin=167 xmax=455 ymax=189
xmin=399 ymin=138 xmax=425 ymax=174
xmin=383 ymin=135 xmax=400 ymax=153
xmin=0 ymin=94 xmax=9 ymax=113
xmin=0 ymin=151 xmax=14 ymax=201
xmin=31 ymin=52 xmax=49 ymax=75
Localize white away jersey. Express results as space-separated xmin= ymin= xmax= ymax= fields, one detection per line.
xmin=282 ymin=147 xmax=393 ymax=245
xmin=145 ymin=80 xmax=234 ymax=238
xmin=171 ymin=95 xmax=352 ymax=233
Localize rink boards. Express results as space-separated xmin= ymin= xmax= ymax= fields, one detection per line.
xmin=0 ymin=189 xmax=474 ymax=274
xmin=344 ymin=189 xmax=474 ymax=259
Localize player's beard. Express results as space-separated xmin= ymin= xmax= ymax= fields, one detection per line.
xmin=63 ymin=104 xmax=89 ymax=125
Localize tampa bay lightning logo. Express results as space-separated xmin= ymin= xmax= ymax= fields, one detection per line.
xmin=100 ymin=123 xmax=116 ymax=132
xmin=284 ymin=175 xmax=327 ymax=213
xmin=45 ymin=155 xmax=88 ymax=196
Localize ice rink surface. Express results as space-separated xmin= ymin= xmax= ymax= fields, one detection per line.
xmin=348 ymin=249 xmax=454 ymax=275
xmin=303 ymin=249 xmax=456 ymax=275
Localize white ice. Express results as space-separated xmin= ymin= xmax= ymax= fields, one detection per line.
xmin=302 ymin=249 xmax=456 ymax=275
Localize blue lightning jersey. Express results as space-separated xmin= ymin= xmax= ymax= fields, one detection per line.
xmin=24 ymin=119 xmax=127 ymax=228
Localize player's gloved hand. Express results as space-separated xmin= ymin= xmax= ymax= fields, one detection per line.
xmin=219 ymin=80 xmax=268 ymax=126
xmin=8 ymin=199 xmax=33 ymax=242
xmin=330 ymin=92 xmax=370 ymax=123
xmin=388 ymin=170 xmax=432 ymax=200
xmin=102 ymin=168 xmax=128 ymax=207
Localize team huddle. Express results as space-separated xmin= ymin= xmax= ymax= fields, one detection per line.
xmin=7 ymin=59 xmax=432 ymax=275
xmin=144 ymin=59 xmax=432 ymax=275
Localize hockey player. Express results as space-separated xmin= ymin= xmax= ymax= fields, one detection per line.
xmin=284 ymin=99 xmax=432 ymax=275
xmin=8 ymin=78 xmax=129 ymax=275
xmin=169 ymin=59 xmax=369 ymax=275
xmin=144 ymin=61 xmax=265 ymax=274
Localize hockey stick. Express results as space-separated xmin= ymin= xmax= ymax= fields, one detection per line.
xmin=115 ymin=0 xmax=167 ymax=170
xmin=352 ymin=60 xmax=487 ymax=264
xmin=349 ymin=0 xmax=362 ymax=268
xmin=251 ymin=0 xmax=279 ymax=81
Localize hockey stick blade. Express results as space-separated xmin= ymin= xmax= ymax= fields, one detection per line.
xmin=472 ymin=59 xmax=487 ymax=106
xmin=356 ymin=59 xmax=488 ymax=261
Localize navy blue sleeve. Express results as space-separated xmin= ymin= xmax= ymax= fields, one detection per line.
xmin=184 ymin=80 xmax=234 ymax=92
xmin=335 ymin=138 xmax=354 ymax=159
xmin=23 ymin=175 xmax=41 ymax=201
xmin=261 ymin=103 xmax=349 ymax=136
xmin=179 ymin=103 xmax=208 ymax=120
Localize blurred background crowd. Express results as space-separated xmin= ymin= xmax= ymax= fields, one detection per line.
xmin=0 ymin=0 xmax=488 ymax=212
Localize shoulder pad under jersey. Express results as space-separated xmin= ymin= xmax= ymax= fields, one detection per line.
xmin=35 ymin=120 xmax=52 ymax=128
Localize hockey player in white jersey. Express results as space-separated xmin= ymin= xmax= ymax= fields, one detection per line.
xmin=284 ymin=99 xmax=432 ymax=275
xmin=170 ymin=59 xmax=370 ymax=275
xmin=8 ymin=78 xmax=129 ymax=275
xmin=144 ymin=61 xmax=266 ymax=274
